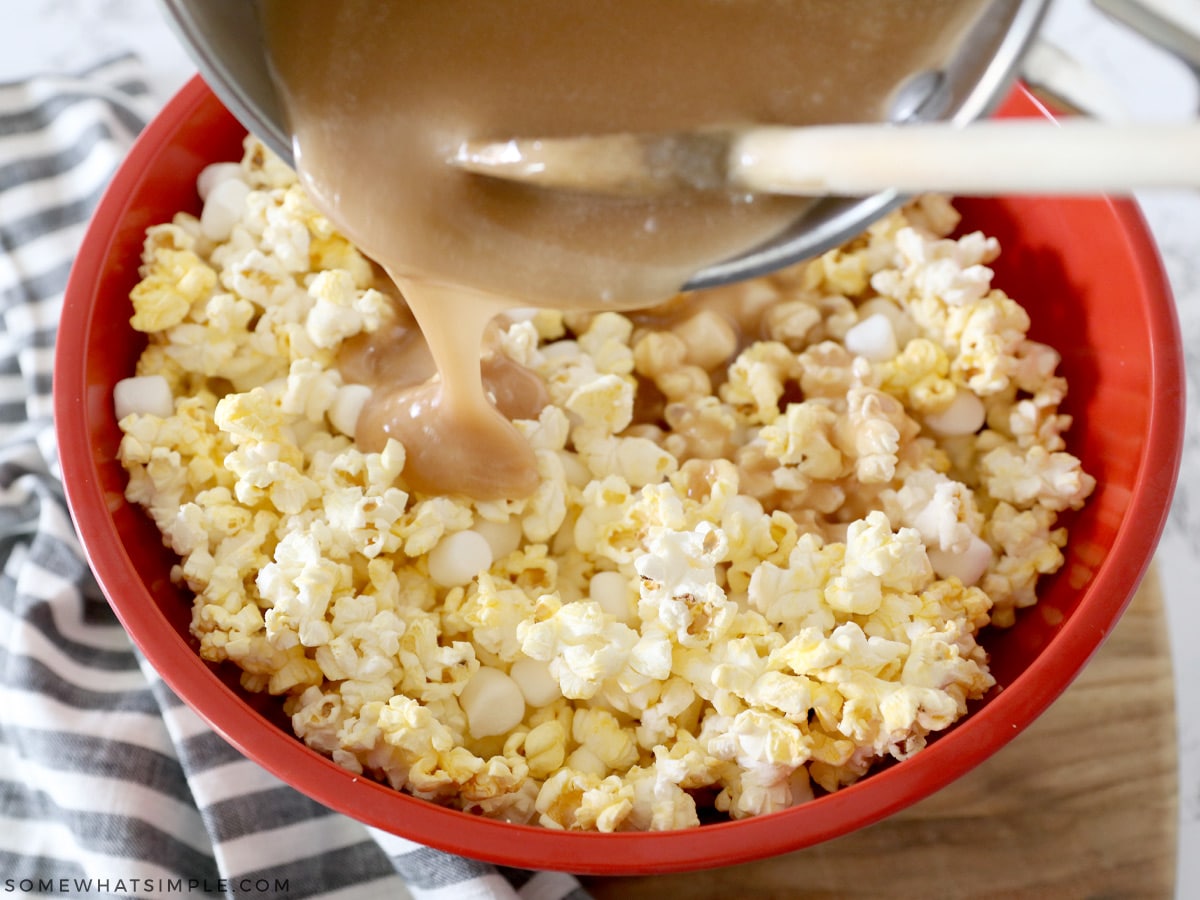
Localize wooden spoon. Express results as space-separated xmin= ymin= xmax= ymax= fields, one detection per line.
xmin=451 ymin=120 xmax=1200 ymax=197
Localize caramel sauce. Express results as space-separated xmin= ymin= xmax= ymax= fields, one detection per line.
xmin=258 ymin=0 xmax=982 ymax=500
xmin=337 ymin=302 xmax=434 ymax=389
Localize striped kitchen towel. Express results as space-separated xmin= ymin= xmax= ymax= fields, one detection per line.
xmin=0 ymin=55 xmax=589 ymax=900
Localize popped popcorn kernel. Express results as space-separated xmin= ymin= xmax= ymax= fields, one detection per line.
xmin=130 ymin=242 xmax=217 ymax=333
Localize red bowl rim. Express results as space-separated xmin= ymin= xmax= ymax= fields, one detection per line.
xmin=53 ymin=76 xmax=1185 ymax=875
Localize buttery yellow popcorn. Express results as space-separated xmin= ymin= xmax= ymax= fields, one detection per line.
xmin=117 ymin=146 xmax=1093 ymax=831
xmin=720 ymin=341 xmax=798 ymax=424
xmin=129 ymin=246 xmax=216 ymax=333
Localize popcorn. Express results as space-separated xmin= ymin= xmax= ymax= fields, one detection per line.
xmin=747 ymin=533 xmax=839 ymax=634
xmin=634 ymin=330 xmax=711 ymax=402
xmin=219 ymin=247 xmax=300 ymax=311
xmin=760 ymin=401 xmax=843 ymax=479
xmin=800 ymin=340 xmax=866 ymax=402
xmin=707 ymin=709 xmax=812 ymax=817
xmin=576 ymin=312 xmax=636 ymax=376
xmin=980 ymin=444 xmax=1097 ymax=512
xmin=564 ymin=373 xmax=634 ymax=434
xmin=879 ymin=337 xmax=955 ymax=415
xmin=535 ymin=768 xmax=605 ymax=830
xmin=950 ymin=293 xmax=1033 ymax=395
xmin=305 ymin=269 xmax=390 ymax=349
xmin=117 ymin=151 xmax=1093 ymax=832
xmin=720 ymin=341 xmax=798 ymax=424
xmin=840 ymin=388 xmax=915 ymax=483
xmin=624 ymin=765 xmax=702 ymax=830
xmin=572 ymin=707 xmax=640 ymax=772
xmin=518 ymin=600 xmax=639 ymax=700
xmin=674 ymin=309 xmax=739 ymax=371
xmin=763 ymin=297 xmax=822 ymax=349
xmin=882 ymin=469 xmax=983 ymax=555
xmin=129 ymin=240 xmax=216 ymax=333
xmin=982 ymin=503 xmax=1069 ymax=626
xmin=635 ymin=523 xmax=738 ymax=649
xmin=521 ymin=720 xmax=568 ymax=779
xmin=443 ymin=571 xmax=535 ymax=661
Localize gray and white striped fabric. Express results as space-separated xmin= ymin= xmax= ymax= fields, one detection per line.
xmin=0 ymin=56 xmax=589 ymax=900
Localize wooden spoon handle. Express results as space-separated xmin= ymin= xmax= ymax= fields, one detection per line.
xmin=730 ymin=120 xmax=1200 ymax=196
xmin=454 ymin=120 xmax=1200 ymax=197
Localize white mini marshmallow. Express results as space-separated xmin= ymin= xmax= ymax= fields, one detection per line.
xmin=113 ymin=375 xmax=173 ymax=420
xmin=472 ymin=519 xmax=523 ymax=561
xmin=328 ymin=384 xmax=372 ymax=438
xmin=589 ymin=570 xmax=633 ymax=623
xmin=460 ymin=666 xmax=526 ymax=738
xmin=858 ymin=297 xmax=919 ymax=347
xmin=200 ymin=177 xmax=252 ymax=242
xmin=925 ymin=389 xmax=987 ymax=436
xmin=565 ymin=746 xmax=608 ymax=777
xmin=428 ymin=529 xmax=494 ymax=587
xmin=927 ymin=535 xmax=993 ymax=586
xmin=196 ymin=162 xmax=246 ymax=202
xmin=844 ymin=313 xmax=899 ymax=361
xmin=509 ymin=657 xmax=562 ymax=707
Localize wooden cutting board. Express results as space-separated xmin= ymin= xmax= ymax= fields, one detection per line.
xmin=583 ymin=564 xmax=1178 ymax=899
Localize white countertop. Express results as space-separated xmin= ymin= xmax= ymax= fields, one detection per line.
xmin=3 ymin=0 xmax=1197 ymax=894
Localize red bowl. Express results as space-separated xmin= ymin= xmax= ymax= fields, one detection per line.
xmin=54 ymin=76 xmax=1184 ymax=875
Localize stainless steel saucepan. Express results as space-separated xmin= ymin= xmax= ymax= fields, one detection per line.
xmin=158 ymin=0 xmax=1051 ymax=290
